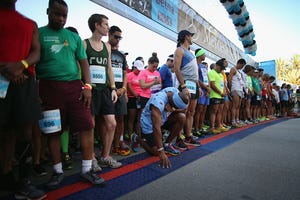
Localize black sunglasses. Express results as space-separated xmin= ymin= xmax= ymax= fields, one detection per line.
xmin=113 ymin=35 xmax=122 ymax=40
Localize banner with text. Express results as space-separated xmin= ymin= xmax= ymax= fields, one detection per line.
xmin=91 ymin=0 xmax=255 ymax=65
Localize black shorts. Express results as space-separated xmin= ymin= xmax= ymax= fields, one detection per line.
xmin=251 ymin=95 xmax=262 ymax=106
xmin=91 ymin=86 xmax=115 ymax=116
xmin=115 ymin=94 xmax=127 ymax=116
xmin=141 ymin=119 xmax=173 ymax=148
xmin=210 ymin=98 xmax=225 ymax=105
xmin=0 ymin=75 xmax=40 ymax=131
xmin=127 ymin=97 xmax=137 ymax=109
xmin=140 ymin=96 xmax=149 ymax=108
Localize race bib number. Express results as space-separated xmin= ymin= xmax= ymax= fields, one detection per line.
xmin=220 ymin=82 xmax=224 ymax=90
xmin=90 ymin=65 xmax=106 ymax=84
xmin=257 ymin=95 xmax=261 ymax=100
xmin=0 ymin=75 xmax=9 ymax=99
xmin=39 ymin=109 xmax=61 ymax=134
xmin=113 ymin=67 xmax=123 ymax=83
xmin=186 ymin=80 xmax=196 ymax=94
xmin=150 ymin=84 xmax=161 ymax=94
xmin=201 ymin=68 xmax=209 ymax=85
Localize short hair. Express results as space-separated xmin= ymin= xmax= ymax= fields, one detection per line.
xmin=210 ymin=63 xmax=216 ymax=70
xmin=148 ymin=52 xmax=159 ymax=64
xmin=66 ymin=26 xmax=78 ymax=34
xmin=88 ymin=14 xmax=108 ymax=33
xmin=49 ymin=0 xmax=68 ymax=8
xmin=109 ymin=25 xmax=122 ymax=35
xmin=237 ymin=58 xmax=246 ymax=65
xmin=243 ymin=64 xmax=253 ymax=73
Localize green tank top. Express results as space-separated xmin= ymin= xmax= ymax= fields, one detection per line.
xmin=85 ymin=39 xmax=109 ymax=90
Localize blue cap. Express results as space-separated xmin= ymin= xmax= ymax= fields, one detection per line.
xmin=173 ymin=92 xmax=188 ymax=109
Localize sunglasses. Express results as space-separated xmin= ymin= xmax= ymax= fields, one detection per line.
xmin=113 ymin=35 xmax=122 ymax=40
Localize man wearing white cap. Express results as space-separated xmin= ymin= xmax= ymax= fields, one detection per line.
xmin=139 ymin=87 xmax=189 ymax=168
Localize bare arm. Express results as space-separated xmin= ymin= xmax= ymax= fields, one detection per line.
xmin=2 ymin=23 xmax=40 ymax=80
xmin=227 ymin=67 xmax=236 ymax=90
xmin=173 ymin=47 xmax=185 ymax=87
xmin=151 ymin=105 xmax=170 ymax=168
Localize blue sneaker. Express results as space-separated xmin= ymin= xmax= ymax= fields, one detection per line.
xmin=130 ymin=133 xmax=139 ymax=152
xmin=164 ymin=143 xmax=180 ymax=156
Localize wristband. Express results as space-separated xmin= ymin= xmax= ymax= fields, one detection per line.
xmin=122 ymin=86 xmax=127 ymax=91
xmin=157 ymin=147 xmax=164 ymax=152
xmin=82 ymin=85 xmax=92 ymax=90
xmin=84 ymin=83 xmax=92 ymax=90
xmin=21 ymin=60 xmax=29 ymax=69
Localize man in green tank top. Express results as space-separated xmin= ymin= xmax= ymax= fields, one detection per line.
xmin=84 ymin=14 xmax=121 ymax=169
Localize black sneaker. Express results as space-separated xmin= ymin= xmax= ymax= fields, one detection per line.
xmin=184 ymin=136 xmax=201 ymax=146
xmin=46 ymin=172 xmax=64 ymax=189
xmin=173 ymin=139 xmax=188 ymax=150
xmin=80 ymin=170 xmax=106 ymax=187
xmin=192 ymin=130 xmax=203 ymax=138
xmin=15 ymin=180 xmax=47 ymax=200
xmin=62 ymin=153 xmax=73 ymax=170
xmin=33 ymin=164 xmax=47 ymax=176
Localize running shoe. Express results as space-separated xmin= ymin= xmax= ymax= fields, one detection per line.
xmin=130 ymin=133 xmax=139 ymax=152
xmin=232 ymin=122 xmax=242 ymax=128
xmin=92 ymin=159 xmax=102 ymax=172
xmin=217 ymin=126 xmax=230 ymax=132
xmin=164 ymin=143 xmax=180 ymax=156
xmin=192 ymin=130 xmax=203 ymax=138
xmin=112 ymin=147 xmax=130 ymax=156
xmin=46 ymin=172 xmax=64 ymax=189
xmin=62 ymin=153 xmax=72 ymax=170
xmin=173 ymin=139 xmax=188 ymax=150
xmin=184 ymin=136 xmax=201 ymax=146
xmin=99 ymin=157 xmax=122 ymax=169
xmin=15 ymin=180 xmax=47 ymax=200
xmin=244 ymin=120 xmax=253 ymax=125
xmin=210 ymin=128 xmax=221 ymax=134
xmin=80 ymin=170 xmax=105 ymax=187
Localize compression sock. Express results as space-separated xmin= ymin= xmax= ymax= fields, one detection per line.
xmin=60 ymin=130 xmax=69 ymax=153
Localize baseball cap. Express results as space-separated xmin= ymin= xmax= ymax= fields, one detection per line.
xmin=172 ymin=92 xmax=188 ymax=109
xmin=133 ymin=60 xmax=144 ymax=71
xmin=167 ymin=54 xmax=174 ymax=61
xmin=178 ymin=30 xmax=194 ymax=41
xmin=120 ymin=50 xmax=128 ymax=56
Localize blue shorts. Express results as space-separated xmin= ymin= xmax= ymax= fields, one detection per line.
xmin=198 ymin=89 xmax=210 ymax=105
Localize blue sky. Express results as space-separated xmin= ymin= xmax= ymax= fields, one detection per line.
xmin=16 ymin=0 xmax=300 ymax=65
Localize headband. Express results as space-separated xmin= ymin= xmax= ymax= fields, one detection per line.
xmin=196 ymin=49 xmax=205 ymax=58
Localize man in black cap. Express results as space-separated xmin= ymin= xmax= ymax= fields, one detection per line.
xmin=173 ymin=29 xmax=201 ymax=147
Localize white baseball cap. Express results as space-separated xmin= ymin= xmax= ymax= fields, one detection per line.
xmin=133 ymin=60 xmax=144 ymax=71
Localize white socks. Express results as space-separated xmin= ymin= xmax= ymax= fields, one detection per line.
xmin=82 ymin=160 xmax=92 ymax=174
xmin=53 ymin=162 xmax=63 ymax=174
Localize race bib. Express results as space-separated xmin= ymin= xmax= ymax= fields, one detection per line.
xmin=256 ymin=95 xmax=261 ymax=100
xmin=113 ymin=67 xmax=123 ymax=83
xmin=0 ymin=75 xmax=9 ymax=99
xmin=201 ymin=68 xmax=209 ymax=85
xmin=186 ymin=80 xmax=196 ymax=94
xmin=39 ymin=109 xmax=61 ymax=134
xmin=220 ymin=82 xmax=224 ymax=90
xmin=90 ymin=65 xmax=106 ymax=84
xmin=150 ymin=84 xmax=161 ymax=94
